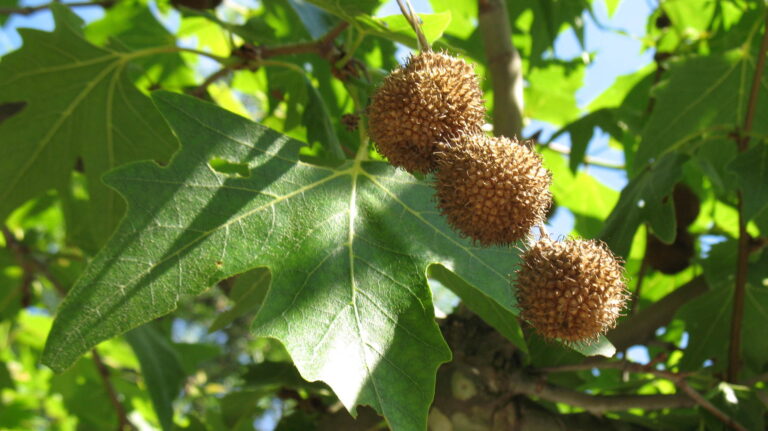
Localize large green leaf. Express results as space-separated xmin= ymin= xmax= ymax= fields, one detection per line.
xmin=677 ymin=284 xmax=768 ymax=373
xmin=84 ymin=1 xmax=196 ymax=90
xmin=550 ymin=108 xmax=623 ymax=172
xmin=525 ymin=59 xmax=584 ymax=126
xmin=601 ymin=153 xmax=687 ymax=257
xmin=0 ymin=4 xmax=177 ymax=248
xmin=542 ymin=149 xmax=619 ymax=238
xmin=42 ymin=92 xmax=530 ymax=430
xmin=508 ymin=0 xmax=590 ymax=62
xmin=210 ymin=267 xmax=270 ymax=331
xmin=635 ymin=48 xmax=768 ymax=171
xmin=728 ymin=143 xmax=768 ymax=221
xmin=125 ymin=324 xmax=187 ymax=431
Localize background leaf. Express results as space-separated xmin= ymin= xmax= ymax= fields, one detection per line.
xmin=728 ymin=143 xmax=768 ymax=221
xmin=636 ymin=48 xmax=768 ymax=171
xmin=125 ymin=324 xmax=187 ymax=431
xmin=0 ymin=4 xmax=177 ymax=249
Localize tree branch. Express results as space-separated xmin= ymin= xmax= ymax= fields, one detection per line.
xmin=92 ymin=349 xmax=131 ymax=431
xmin=545 ymin=142 xmax=626 ymax=170
xmin=478 ymin=0 xmax=524 ymax=138
xmin=541 ymin=361 xmax=748 ymax=431
xmin=0 ymin=0 xmax=114 ymax=15
xmin=508 ymin=370 xmax=693 ymax=414
xmin=539 ymin=358 xmax=688 ymax=381
xmin=676 ymin=379 xmax=749 ymax=431
xmin=728 ymin=12 xmax=768 ymax=382
xmin=607 ymin=275 xmax=707 ymax=351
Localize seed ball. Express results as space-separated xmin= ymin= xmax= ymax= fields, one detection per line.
xmin=367 ymin=51 xmax=486 ymax=174
xmin=515 ymin=237 xmax=629 ymax=343
xmin=434 ymin=135 xmax=552 ymax=245
xmin=672 ymin=183 xmax=700 ymax=228
xmin=646 ymin=228 xmax=695 ymax=274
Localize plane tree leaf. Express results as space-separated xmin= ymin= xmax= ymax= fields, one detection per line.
xmin=635 ymin=48 xmax=768 ymax=171
xmin=727 ymin=143 xmax=768 ymax=221
xmin=41 ymin=92 xmax=534 ymax=430
xmin=600 ymin=153 xmax=687 ymax=257
xmin=125 ymin=324 xmax=187 ymax=431
xmin=0 ymin=4 xmax=177 ymax=248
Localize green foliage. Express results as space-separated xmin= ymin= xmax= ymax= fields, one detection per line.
xmin=0 ymin=4 xmax=178 ymax=250
xmin=1 ymin=0 xmax=767 ymax=430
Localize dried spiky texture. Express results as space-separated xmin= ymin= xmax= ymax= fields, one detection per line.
xmin=435 ymin=135 xmax=551 ymax=245
xmin=515 ymin=237 xmax=628 ymax=343
xmin=368 ymin=51 xmax=486 ymax=174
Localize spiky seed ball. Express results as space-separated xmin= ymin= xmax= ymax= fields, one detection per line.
xmin=367 ymin=51 xmax=486 ymax=174
xmin=515 ymin=237 xmax=629 ymax=343
xmin=434 ymin=135 xmax=552 ymax=245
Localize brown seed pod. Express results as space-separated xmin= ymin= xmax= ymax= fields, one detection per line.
xmin=367 ymin=51 xmax=486 ymax=174
xmin=646 ymin=228 xmax=695 ymax=275
xmin=435 ymin=135 xmax=552 ymax=245
xmin=515 ymin=237 xmax=629 ymax=343
xmin=672 ymin=183 xmax=700 ymax=227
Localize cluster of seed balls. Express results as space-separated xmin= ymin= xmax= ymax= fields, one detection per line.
xmin=367 ymin=50 xmax=628 ymax=343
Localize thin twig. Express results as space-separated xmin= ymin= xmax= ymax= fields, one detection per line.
xmin=395 ymin=0 xmax=430 ymax=51
xmin=545 ymin=142 xmax=625 ymax=170
xmin=677 ymin=380 xmax=749 ymax=431
xmin=3 ymin=226 xmax=129 ymax=429
xmin=727 ymin=12 xmax=768 ymax=383
xmin=191 ymin=67 xmax=231 ymax=99
xmin=2 ymin=226 xmax=67 ymax=296
xmin=3 ymin=227 xmax=35 ymax=306
xmin=0 ymin=0 xmax=114 ymax=15
xmin=92 ymin=349 xmax=130 ymax=431
xmin=540 ymin=359 xmax=748 ymax=431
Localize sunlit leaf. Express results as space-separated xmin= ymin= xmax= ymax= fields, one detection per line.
xmin=636 ymin=48 xmax=768 ymax=171
xmin=126 ymin=324 xmax=187 ymax=431
xmin=0 ymin=4 xmax=177 ymax=249
xmin=42 ymin=92 xmax=531 ymax=430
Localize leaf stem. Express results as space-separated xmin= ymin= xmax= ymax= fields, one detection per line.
xmin=395 ymin=0 xmax=430 ymax=51
xmin=92 ymin=349 xmax=131 ymax=431
xmin=346 ymin=83 xmax=370 ymax=163
xmin=727 ymin=11 xmax=768 ymax=383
